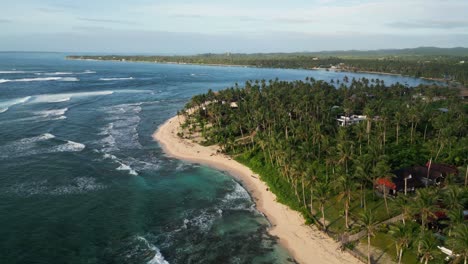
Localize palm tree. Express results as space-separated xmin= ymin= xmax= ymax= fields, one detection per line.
xmin=444 ymin=186 xmax=465 ymax=211
xmin=444 ymin=208 xmax=465 ymax=236
xmin=448 ymin=224 xmax=468 ymax=264
xmin=412 ymin=189 xmax=438 ymax=230
xmin=417 ymin=231 xmax=441 ymax=264
xmin=389 ymin=222 xmax=417 ymax=264
xmin=336 ymin=173 xmax=353 ymax=229
xmin=307 ymin=161 xmax=320 ymax=216
xmin=316 ymin=181 xmax=330 ymax=230
xmin=359 ymin=209 xmax=378 ymax=264
xmin=372 ymin=159 xmax=392 ymax=214
xmin=393 ymin=196 xmax=412 ymax=225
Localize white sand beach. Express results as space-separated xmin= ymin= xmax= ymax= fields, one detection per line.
xmin=153 ymin=115 xmax=361 ymax=264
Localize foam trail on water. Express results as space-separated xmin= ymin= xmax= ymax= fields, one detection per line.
xmin=0 ymin=70 xmax=34 ymax=74
xmin=99 ymin=77 xmax=134 ymax=81
xmin=35 ymin=72 xmax=74 ymax=76
xmin=0 ymin=96 xmax=31 ymax=113
xmin=30 ymin=91 xmax=114 ymax=103
xmin=18 ymin=133 xmax=56 ymax=144
xmin=0 ymin=77 xmax=79 ymax=83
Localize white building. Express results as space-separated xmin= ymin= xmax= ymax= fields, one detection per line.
xmin=336 ymin=115 xmax=367 ymax=126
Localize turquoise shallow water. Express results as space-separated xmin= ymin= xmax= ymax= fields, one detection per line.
xmin=0 ymin=53 xmax=438 ymax=264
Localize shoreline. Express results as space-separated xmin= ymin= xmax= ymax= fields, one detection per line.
xmin=67 ymin=57 xmax=449 ymax=84
xmin=153 ymin=115 xmax=361 ymax=264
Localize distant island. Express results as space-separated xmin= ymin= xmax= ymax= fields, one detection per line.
xmin=67 ymin=47 xmax=468 ymax=87
xmin=155 ymin=77 xmax=467 ymax=264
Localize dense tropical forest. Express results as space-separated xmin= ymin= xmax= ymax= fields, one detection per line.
xmin=67 ymin=47 xmax=468 ymax=86
xmin=180 ymin=78 xmax=467 ymax=264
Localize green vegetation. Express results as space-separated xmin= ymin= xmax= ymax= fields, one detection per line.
xmin=181 ymin=77 xmax=467 ymax=263
xmin=67 ymin=47 xmax=468 ymax=85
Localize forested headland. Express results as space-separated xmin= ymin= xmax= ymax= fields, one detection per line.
xmin=67 ymin=47 xmax=468 ymax=86
xmin=180 ymin=77 xmax=467 ymax=264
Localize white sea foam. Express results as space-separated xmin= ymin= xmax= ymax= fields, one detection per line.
xmin=48 ymin=97 xmax=71 ymax=103
xmin=117 ymin=163 xmax=138 ymax=176
xmin=224 ymin=181 xmax=251 ymax=201
xmin=17 ymin=133 xmax=56 ymax=144
xmin=0 ymin=133 xmax=85 ymax=159
xmin=0 ymin=70 xmax=30 ymax=74
xmin=34 ymin=108 xmax=68 ymax=120
xmin=185 ymin=209 xmax=222 ymax=232
xmin=30 ymin=91 xmax=114 ymax=104
xmin=136 ymin=236 xmax=169 ymax=264
xmin=52 ymin=140 xmax=86 ymax=152
xmin=49 ymin=177 xmax=105 ymax=195
xmin=36 ymin=108 xmax=68 ymax=117
xmin=0 ymin=77 xmax=79 ymax=83
xmin=220 ymin=181 xmax=257 ymax=212
xmin=35 ymin=72 xmax=74 ymax=76
xmin=103 ymin=153 xmax=138 ymax=176
xmin=99 ymin=77 xmax=134 ymax=81
xmin=35 ymin=70 xmax=96 ymax=75
xmin=0 ymin=96 xmax=31 ymax=113
xmin=6 ymin=177 xmax=105 ymax=196
xmin=98 ymin=103 xmax=142 ymax=151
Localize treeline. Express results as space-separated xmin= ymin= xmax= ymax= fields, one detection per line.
xmin=181 ymin=78 xmax=467 ymax=263
xmin=67 ymin=52 xmax=468 ymax=85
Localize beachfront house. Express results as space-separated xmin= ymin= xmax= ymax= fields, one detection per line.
xmin=375 ymin=163 xmax=459 ymax=196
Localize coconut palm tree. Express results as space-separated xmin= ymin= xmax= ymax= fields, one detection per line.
xmin=448 ymin=224 xmax=468 ymax=264
xmin=372 ymin=159 xmax=392 ymax=214
xmin=412 ymin=188 xmax=438 ymax=230
xmin=444 ymin=208 xmax=465 ymax=237
xmin=336 ymin=173 xmax=353 ymax=229
xmin=359 ymin=209 xmax=378 ymax=264
xmin=444 ymin=186 xmax=465 ymax=211
xmin=316 ymin=181 xmax=331 ymax=230
xmin=393 ymin=196 xmax=412 ymax=225
xmin=417 ymin=231 xmax=441 ymax=264
xmin=389 ymin=222 xmax=418 ymax=264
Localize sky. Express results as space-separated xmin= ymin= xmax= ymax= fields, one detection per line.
xmin=1 ymin=0 xmax=468 ymax=54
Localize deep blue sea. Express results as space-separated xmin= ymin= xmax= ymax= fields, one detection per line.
xmin=0 ymin=52 xmax=437 ymax=264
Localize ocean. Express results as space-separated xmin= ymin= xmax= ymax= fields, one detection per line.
xmin=0 ymin=52 xmax=437 ymax=264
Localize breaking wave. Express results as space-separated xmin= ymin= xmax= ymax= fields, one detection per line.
xmin=35 ymin=108 xmax=68 ymax=120
xmin=0 ymin=96 xmax=31 ymax=113
xmin=99 ymin=77 xmax=134 ymax=81
xmin=136 ymin=236 xmax=170 ymax=264
xmin=0 ymin=77 xmax=79 ymax=83
xmin=52 ymin=140 xmax=86 ymax=152
xmin=0 ymin=133 xmax=86 ymax=159
xmin=30 ymin=91 xmax=114 ymax=104
xmin=103 ymin=153 xmax=138 ymax=176
xmin=0 ymin=70 xmax=37 ymax=74
xmin=98 ymin=103 xmax=142 ymax=151
xmin=35 ymin=72 xmax=74 ymax=76
xmin=35 ymin=70 xmax=96 ymax=76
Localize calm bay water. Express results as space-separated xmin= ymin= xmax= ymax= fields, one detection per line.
xmin=0 ymin=52 xmax=437 ymax=264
